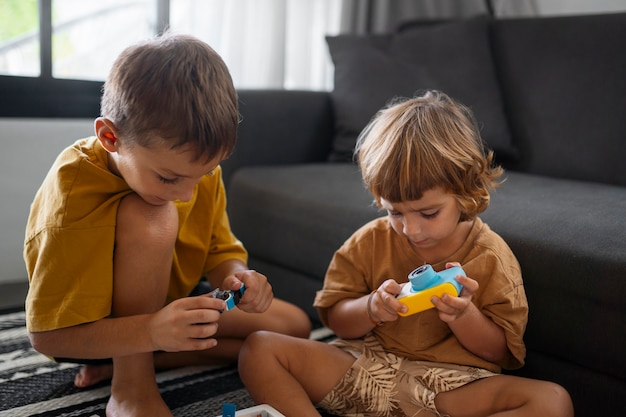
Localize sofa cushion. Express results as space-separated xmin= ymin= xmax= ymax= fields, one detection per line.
xmin=491 ymin=13 xmax=626 ymax=186
xmin=481 ymin=171 xmax=626 ymax=383
xmin=327 ymin=16 xmax=515 ymax=163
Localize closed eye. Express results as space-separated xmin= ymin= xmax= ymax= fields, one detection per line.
xmin=158 ymin=175 xmax=179 ymax=185
xmin=421 ymin=210 xmax=440 ymax=219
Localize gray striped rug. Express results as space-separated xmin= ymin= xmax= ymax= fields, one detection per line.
xmin=0 ymin=310 xmax=335 ymax=417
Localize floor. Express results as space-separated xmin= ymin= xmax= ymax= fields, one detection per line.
xmin=0 ymin=280 xmax=28 ymax=311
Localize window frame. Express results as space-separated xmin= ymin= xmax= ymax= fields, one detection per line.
xmin=0 ymin=0 xmax=169 ymax=118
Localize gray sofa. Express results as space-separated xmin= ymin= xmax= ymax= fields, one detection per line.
xmin=221 ymin=13 xmax=626 ymax=417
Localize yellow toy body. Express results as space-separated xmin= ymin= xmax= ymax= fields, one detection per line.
xmin=397 ymin=282 xmax=460 ymax=316
xmin=396 ymin=264 xmax=465 ymax=317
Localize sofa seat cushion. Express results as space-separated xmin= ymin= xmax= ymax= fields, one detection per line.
xmin=481 ymin=171 xmax=626 ymax=383
xmin=326 ymin=16 xmax=515 ymax=163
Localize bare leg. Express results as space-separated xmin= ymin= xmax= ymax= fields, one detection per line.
xmin=106 ymin=194 xmax=179 ymax=417
xmin=239 ymin=331 xmax=356 ymax=417
xmin=74 ymin=297 xmax=311 ymax=387
xmin=435 ymin=374 xmax=574 ymax=417
xmin=155 ymin=298 xmax=311 ymax=367
xmin=106 ymin=353 xmax=169 ymax=417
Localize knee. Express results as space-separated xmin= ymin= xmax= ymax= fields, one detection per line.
xmin=239 ymin=331 xmax=275 ymax=372
xmin=116 ymin=194 xmax=179 ymax=247
xmin=240 ymin=330 xmax=286 ymax=364
xmin=543 ymin=382 xmax=574 ymax=417
xmin=241 ymin=330 xmax=274 ymax=357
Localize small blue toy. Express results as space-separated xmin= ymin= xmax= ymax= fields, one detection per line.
xmin=210 ymin=284 xmax=245 ymax=311
xmin=221 ymin=403 xmax=236 ymax=417
xmin=397 ymin=264 xmax=464 ymax=316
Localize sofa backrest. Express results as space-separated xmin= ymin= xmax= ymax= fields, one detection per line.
xmin=223 ymin=90 xmax=334 ymax=188
xmin=325 ymin=13 xmax=626 ymax=186
xmin=326 ymin=16 xmax=517 ymax=164
xmin=490 ymin=12 xmax=626 ymax=186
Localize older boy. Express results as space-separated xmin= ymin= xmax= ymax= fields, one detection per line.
xmin=24 ymin=33 xmax=310 ymax=417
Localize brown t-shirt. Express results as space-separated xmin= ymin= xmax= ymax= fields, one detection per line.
xmin=314 ymin=217 xmax=527 ymax=372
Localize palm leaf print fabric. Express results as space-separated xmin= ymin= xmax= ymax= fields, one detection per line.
xmin=318 ymin=334 xmax=495 ymax=417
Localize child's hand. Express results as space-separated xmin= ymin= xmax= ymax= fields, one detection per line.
xmin=222 ymin=269 xmax=273 ymax=313
xmin=431 ymin=262 xmax=479 ymax=323
xmin=369 ymin=279 xmax=407 ymax=324
xmin=148 ymin=295 xmax=226 ymax=352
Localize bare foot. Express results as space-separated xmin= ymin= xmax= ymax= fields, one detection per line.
xmin=74 ymin=364 xmax=114 ymax=388
xmin=106 ymin=382 xmax=173 ymax=417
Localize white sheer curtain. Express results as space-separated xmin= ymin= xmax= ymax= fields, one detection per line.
xmin=168 ymin=0 xmax=541 ymax=91
xmin=169 ymin=0 xmax=623 ymax=91
xmin=170 ymin=0 xmax=342 ymax=91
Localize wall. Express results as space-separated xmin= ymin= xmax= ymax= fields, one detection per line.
xmin=0 ymin=118 xmax=95 ymax=286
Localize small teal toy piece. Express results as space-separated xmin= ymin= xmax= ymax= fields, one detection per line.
xmin=227 ymin=283 xmax=245 ymax=310
xmin=408 ymin=264 xmax=464 ymax=293
xmin=210 ymin=284 xmax=246 ymax=311
xmin=222 ymin=403 xmax=236 ymax=417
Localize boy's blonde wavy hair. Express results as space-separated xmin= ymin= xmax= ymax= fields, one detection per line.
xmin=355 ymin=90 xmax=503 ymax=221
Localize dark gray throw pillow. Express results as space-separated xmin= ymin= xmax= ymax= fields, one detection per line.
xmin=327 ymin=16 xmax=515 ymax=162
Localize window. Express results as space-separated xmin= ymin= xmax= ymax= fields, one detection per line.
xmin=0 ymin=0 xmax=340 ymax=89
xmin=0 ymin=0 xmax=40 ymax=76
xmin=0 ymin=0 xmax=340 ymax=117
xmin=51 ymin=0 xmax=157 ymax=81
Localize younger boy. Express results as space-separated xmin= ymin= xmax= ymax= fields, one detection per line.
xmin=239 ymin=91 xmax=573 ymax=417
xmin=24 ymin=33 xmax=310 ymax=417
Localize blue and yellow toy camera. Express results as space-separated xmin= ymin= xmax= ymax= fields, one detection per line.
xmin=397 ymin=264 xmax=464 ymax=316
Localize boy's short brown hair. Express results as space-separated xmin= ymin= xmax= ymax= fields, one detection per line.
xmin=101 ymin=32 xmax=238 ymax=162
xmin=355 ymin=90 xmax=503 ymax=221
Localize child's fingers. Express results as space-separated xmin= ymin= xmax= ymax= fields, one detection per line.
xmin=231 ymin=270 xmax=273 ymax=313
xmin=187 ymin=321 xmax=220 ymax=340
xmin=185 ymin=304 xmax=223 ymax=324
xmin=176 ymin=294 xmax=226 ymax=311
xmin=222 ymin=273 xmax=246 ymax=291
xmin=456 ymin=275 xmax=479 ymax=295
xmin=374 ymin=283 xmax=405 ymax=319
xmin=379 ymin=278 xmax=403 ymax=296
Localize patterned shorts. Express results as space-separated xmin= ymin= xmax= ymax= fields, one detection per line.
xmin=317 ymin=334 xmax=496 ymax=417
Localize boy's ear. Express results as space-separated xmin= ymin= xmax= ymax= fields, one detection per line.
xmin=95 ymin=117 xmax=119 ymax=152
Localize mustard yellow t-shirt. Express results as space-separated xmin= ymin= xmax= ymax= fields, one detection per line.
xmin=314 ymin=217 xmax=527 ymax=372
xmin=24 ymin=137 xmax=247 ymax=332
